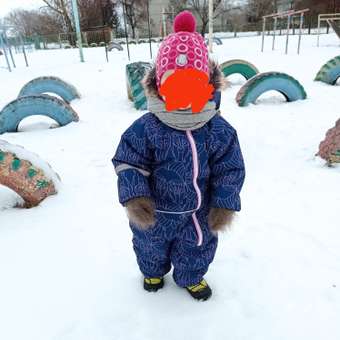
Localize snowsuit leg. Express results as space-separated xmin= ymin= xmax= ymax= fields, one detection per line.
xmin=130 ymin=208 xmax=218 ymax=286
xmin=130 ymin=212 xmax=176 ymax=279
xmin=171 ymin=207 xmax=218 ymax=287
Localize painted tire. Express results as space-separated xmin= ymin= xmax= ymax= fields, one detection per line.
xmin=236 ymin=72 xmax=307 ymax=107
xmin=18 ymin=76 xmax=80 ymax=103
xmin=126 ymin=62 xmax=152 ymax=110
xmin=0 ymin=140 xmax=60 ymax=207
xmin=108 ymin=42 xmax=123 ymax=51
xmin=220 ymin=59 xmax=259 ymax=80
xmin=0 ymin=95 xmax=79 ymax=134
xmin=315 ymin=55 xmax=340 ymax=85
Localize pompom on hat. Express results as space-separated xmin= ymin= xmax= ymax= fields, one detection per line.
xmin=156 ymin=11 xmax=209 ymax=88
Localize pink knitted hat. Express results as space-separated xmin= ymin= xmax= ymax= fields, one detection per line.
xmin=156 ymin=11 xmax=209 ymax=88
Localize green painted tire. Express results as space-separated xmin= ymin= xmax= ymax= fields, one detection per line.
xmin=220 ymin=59 xmax=259 ymax=80
xmin=315 ymin=55 xmax=340 ymax=85
xmin=236 ymin=72 xmax=307 ymax=107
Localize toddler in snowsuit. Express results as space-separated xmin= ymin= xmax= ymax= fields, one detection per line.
xmin=113 ymin=11 xmax=245 ymax=301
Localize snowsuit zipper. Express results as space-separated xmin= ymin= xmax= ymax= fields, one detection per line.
xmin=186 ymin=130 xmax=203 ymax=246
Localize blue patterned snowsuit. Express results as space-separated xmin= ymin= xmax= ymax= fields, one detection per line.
xmin=113 ymin=102 xmax=245 ymax=287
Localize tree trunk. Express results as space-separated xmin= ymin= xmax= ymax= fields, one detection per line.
xmin=201 ymin=20 xmax=207 ymax=37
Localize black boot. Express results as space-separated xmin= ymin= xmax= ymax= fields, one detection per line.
xmin=143 ymin=277 xmax=164 ymax=292
xmin=186 ymin=279 xmax=212 ymax=301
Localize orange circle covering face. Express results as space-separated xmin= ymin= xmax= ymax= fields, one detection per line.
xmin=159 ymin=68 xmax=214 ymax=113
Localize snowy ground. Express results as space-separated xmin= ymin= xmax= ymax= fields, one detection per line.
xmin=0 ymin=33 xmax=340 ymax=340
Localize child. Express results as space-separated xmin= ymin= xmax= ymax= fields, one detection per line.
xmin=113 ymin=11 xmax=245 ymax=301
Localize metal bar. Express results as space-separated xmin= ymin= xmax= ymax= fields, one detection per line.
xmin=0 ymin=33 xmax=11 ymax=72
xmin=297 ymin=13 xmax=304 ymax=54
xmin=263 ymin=10 xmax=295 ymax=19
xmin=272 ymin=17 xmax=277 ymax=50
xmin=263 ymin=8 xmax=309 ymax=19
xmin=122 ymin=0 xmax=130 ymax=61
xmin=317 ymin=15 xmax=321 ymax=47
xmin=71 ymin=0 xmax=84 ymax=62
xmin=4 ymin=33 xmax=16 ymax=68
xmin=146 ymin=0 xmax=152 ymax=59
xmin=319 ymin=13 xmax=340 ymax=18
xmin=20 ymin=36 xmax=29 ymax=67
xmin=208 ymin=0 xmax=213 ymax=53
xmin=285 ymin=15 xmax=291 ymax=54
xmin=261 ymin=17 xmax=266 ymax=52
xmin=162 ymin=8 xmax=167 ymax=37
xmin=105 ymin=45 xmax=109 ymax=62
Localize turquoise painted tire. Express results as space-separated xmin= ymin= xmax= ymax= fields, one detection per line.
xmin=236 ymin=72 xmax=307 ymax=107
xmin=315 ymin=55 xmax=340 ymax=85
xmin=18 ymin=76 xmax=80 ymax=103
xmin=0 ymin=95 xmax=79 ymax=134
xmin=221 ymin=59 xmax=259 ymax=80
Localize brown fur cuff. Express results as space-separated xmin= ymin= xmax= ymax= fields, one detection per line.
xmin=208 ymin=208 xmax=235 ymax=232
xmin=125 ymin=197 xmax=155 ymax=229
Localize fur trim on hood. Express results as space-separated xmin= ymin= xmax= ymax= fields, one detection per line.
xmin=142 ymin=59 xmax=226 ymax=98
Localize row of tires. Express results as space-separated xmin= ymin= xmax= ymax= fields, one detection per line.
xmin=96 ymin=37 xmax=224 ymax=52
xmin=0 ymin=77 xmax=81 ymax=207
xmin=126 ymin=56 xmax=340 ymax=111
xmin=125 ymin=56 xmax=340 ymax=165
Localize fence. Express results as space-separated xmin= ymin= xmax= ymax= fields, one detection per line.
xmin=18 ymin=18 xmax=335 ymax=52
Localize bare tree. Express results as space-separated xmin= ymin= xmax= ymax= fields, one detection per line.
xmin=188 ymin=0 xmax=240 ymax=36
xmin=42 ymin=0 xmax=74 ymax=33
xmin=246 ymin=0 xmax=275 ymax=22
xmin=5 ymin=8 xmax=64 ymax=36
xmin=167 ymin=0 xmax=189 ymax=15
xmin=122 ymin=0 xmax=147 ymax=39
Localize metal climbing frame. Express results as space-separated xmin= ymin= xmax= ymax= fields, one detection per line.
xmin=0 ymin=25 xmax=29 ymax=72
xmin=261 ymin=9 xmax=309 ymax=55
xmin=317 ymin=13 xmax=340 ymax=47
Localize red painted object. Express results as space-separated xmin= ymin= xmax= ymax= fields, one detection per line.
xmin=318 ymin=118 xmax=340 ymax=164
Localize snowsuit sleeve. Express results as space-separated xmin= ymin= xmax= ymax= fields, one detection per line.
xmin=112 ymin=116 xmax=153 ymax=205
xmin=209 ymin=121 xmax=245 ymax=211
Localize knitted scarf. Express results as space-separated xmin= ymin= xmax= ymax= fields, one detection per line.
xmin=147 ymin=96 xmax=217 ymax=131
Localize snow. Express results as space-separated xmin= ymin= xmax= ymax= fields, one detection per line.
xmin=0 ymin=33 xmax=340 ymax=340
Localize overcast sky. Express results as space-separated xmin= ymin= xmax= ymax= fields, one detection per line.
xmin=1 ymin=0 xmax=45 ymax=17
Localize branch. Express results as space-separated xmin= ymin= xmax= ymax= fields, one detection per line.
xmin=42 ymin=0 xmax=63 ymax=15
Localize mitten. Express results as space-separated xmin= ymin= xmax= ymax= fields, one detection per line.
xmin=208 ymin=208 xmax=235 ymax=232
xmin=125 ymin=197 xmax=155 ymax=229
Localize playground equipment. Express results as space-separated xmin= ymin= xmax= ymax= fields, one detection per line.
xmin=0 ymin=140 xmax=60 ymax=207
xmin=108 ymin=42 xmax=123 ymax=51
xmin=261 ymin=9 xmax=309 ymax=55
xmin=220 ymin=59 xmax=259 ymax=80
xmin=317 ymin=13 xmax=340 ymax=47
xmin=204 ymin=37 xmax=223 ymax=46
xmin=0 ymin=25 xmax=29 ymax=72
xmin=236 ymin=72 xmax=307 ymax=107
xmin=0 ymin=95 xmax=79 ymax=134
xmin=318 ymin=119 xmax=340 ymax=165
xmin=315 ymin=55 xmax=340 ymax=85
xmin=126 ymin=62 xmax=152 ymax=110
xmin=18 ymin=76 xmax=81 ymax=103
